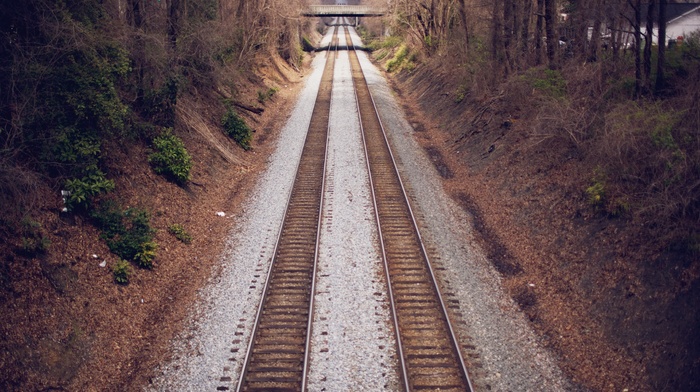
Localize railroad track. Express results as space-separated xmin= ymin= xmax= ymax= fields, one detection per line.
xmin=234 ymin=27 xmax=338 ymax=392
xmin=346 ymin=28 xmax=474 ymax=392
xmin=234 ymin=25 xmax=472 ymax=391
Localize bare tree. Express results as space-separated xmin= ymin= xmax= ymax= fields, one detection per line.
xmin=644 ymin=0 xmax=655 ymax=93
xmin=127 ymin=0 xmax=143 ymax=28
xmin=655 ymin=0 xmax=667 ymax=93
xmin=392 ymin=0 xmax=458 ymax=54
xmin=503 ymin=0 xmax=514 ymax=73
xmin=492 ymin=0 xmax=504 ymax=71
xmin=457 ymin=0 xmax=470 ymax=55
xmin=631 ymin=0 xmax=642 ymax=98
xmin=520 ymin=0 xmax=533 ymax=66
xmin=545 ymin=0 xmax=558 ymax=68
xmin=587 ymin=2 xmax=602 ymax=62
xmin=535 ymin=0 xmax=544 ymax=65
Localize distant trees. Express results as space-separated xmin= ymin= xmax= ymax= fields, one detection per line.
xmin=381 ymin=0 xmax=700 ymax=241
xmin=391 ymin=0 xmax=460 ymax=53
xmin=387 ymin=0 xmax=678 ymax=97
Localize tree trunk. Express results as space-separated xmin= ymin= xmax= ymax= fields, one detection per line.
xmin=503 ymin=0 xmax=514 ymax=73
xmin=492 ymin=0 xmax=504 ymax=81
xmin=127 ymin=0 xmax=142 ymax=28
xmin=168 ymin=0 xmax=181 ymax=52
xmin=633 ymin=0 xmax=642 ymax=98
xmin=644 ymin=0 xmax=655 ymax=93
xmin=521 ymin=0 xmax=532 ymax=66
xmin=535 ymin=0 xmax=544 ymax=65
xmin=571 ymin=0 xmax=588 ymax=60
xmin=512 ymin=0 xmax=521 ymax=69
xmin=545 ymin=0 xmax=557 ymax=69
xmin=588 ymin=6 xmax=602 ymax=62
xmin=655 ymin=0 xmax=667 ymax=93
xmin=458 ymin=0 xmax=470 ymax=55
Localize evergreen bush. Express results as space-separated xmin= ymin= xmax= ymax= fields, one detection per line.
xmin=168 ymin=224 xmax=192 ymax=244
xmin=222 ymin=108 xmax=252 ymax=150
xmin=113 ymin=260 xmax=131 ymax=285
xmin=92 ymin=202 xmax=157 ymax=265
xmin=148 ymin=129 xmax=192 ymax=185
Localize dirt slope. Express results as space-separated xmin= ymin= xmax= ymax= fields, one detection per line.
xmin=0 ymin=52 xmax=309 ymax=391
xmin=385 ymin=59 xmax=700 ymax=392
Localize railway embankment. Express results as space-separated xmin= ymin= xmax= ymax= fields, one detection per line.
xmin=381 ymin=54 xmax=700 ymax=391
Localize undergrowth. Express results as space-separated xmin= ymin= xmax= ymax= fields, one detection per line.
xmin=91 ymin=201 xmax=157 ymax=270
xmin=168 ymin=223 xmax=192 ymax=244
xmin=222 ymin=107 xmax=252 ymax=150
xmin=113 ymin=260 xmax=131 ymax=285
xmin=257 ymin=87 xmax=278 ymax=104
xmin=522 ymin=68 xmax=568 ymax=98
xmin=148 ymin=129 xmax=192 ymax=185
xmin=386 ymin=44 xmax=416 ymax=73
xmin=18 ymin=217 xmax=51 ymax=257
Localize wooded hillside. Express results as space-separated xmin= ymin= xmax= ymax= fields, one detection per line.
xmin=0 ymin=1 xmax=316 ymax=389
xmin=363 ymin=0 xmax=699 ymax=390
xmin=1 ymin=0 xmax=310 ymax=219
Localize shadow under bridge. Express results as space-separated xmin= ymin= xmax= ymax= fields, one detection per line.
xmin=302 ymin=5 xmax=386 ymax=17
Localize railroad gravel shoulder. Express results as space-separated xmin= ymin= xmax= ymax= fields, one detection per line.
xmin=349 ymin=28 xmax=578 ymax=392
xmin=146 ymin=44 xmax=327 ymax=392
xmin=306 ymin=40 xmax=400 ymax=391
xmin=150 ymin=26 xmax=577 ymax=392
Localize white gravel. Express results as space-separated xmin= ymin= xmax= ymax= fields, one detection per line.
xmin=306 ymin=30 xmax=399 ymax=392
xmin=147 ymin=30 xmax=329 ymax=392
xmin=149 ymin=26 xmax=576 ymax=392
xmin=348 ymin=27 xmax=576 ymax=391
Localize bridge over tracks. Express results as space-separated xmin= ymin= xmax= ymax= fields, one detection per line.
xmin=302 ymin=5 xmax=386 ymax=17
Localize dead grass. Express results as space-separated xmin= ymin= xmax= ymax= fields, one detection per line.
xmin=0 ymin=162 xmax=43 ymax=228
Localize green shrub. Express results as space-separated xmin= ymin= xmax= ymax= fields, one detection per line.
xmin=51 ymin=126 xmax=115 ymax=211
xmin=113 ymin=260 xmax=131 ymax=285
xmin=107 ymin=209 xmax=155 ymax=261
xmin=64 ymin=168 xmax=115 ymax=211
xmin=386 ymin=45 xmax=410 ymax=73
xmin=4 ymin=2 xmax=129 ymax=209
xmin=141 ymin=77 xmax=179 ymax=128
xmin=21 ymin=236 xmax=51 ymax=255
xmin=523 ymin=68 xmax=568 ymax=98
xmin=586 ymin=166 xmax=607 ymax=209
xmin=18 ymin=217 xmax=50 ymax=256
xmin=454 ymin=83 xmax=469 ymax=103
xmin=134 ymin=241 xmax=158 ymax=269
xmin=92 ymin=202 xmax=156 ymax=263
xmin=355 ymin=25 xmax=377 ymax=49
xmin=215 ymin=43 xmax=239 ymax=66
xmin=385 ymin=44 xmax=416 ymax=73
xmin=257 ymin=87 xmax=279 ymax=103
xmin=91 ymin=200 xmax=125 ymax=238
xmin=168 ymin=223 xmax=192 ymax=244
xmin=148 ymin=129 xmax=192 ymax=185
xmin=686 ymin=233 xmax=700 ymax=254
xmin=381 ymin=36 xmax=402 ymax=49
xmin=585 ymin=167 xmax=631 ymax=217
xmin=222 ymin=108 xmax=252 ymax=150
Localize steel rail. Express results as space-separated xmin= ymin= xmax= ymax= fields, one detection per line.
xmin=345 ymin=26 xmax=474 ymax=392
xmin=346 ymin=26 xmax=410 ymax=392
xmin=234 ymin=27 xmax=338 ymax=392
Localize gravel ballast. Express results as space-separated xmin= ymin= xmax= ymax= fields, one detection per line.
xmin=349 ymin=28 xmax=576 ymax=391
xmin=147 ymin=32 xmax=328 ymax=392
xmin=149 ymin=27 xmax=575 ymax=392
xmin=306 ymin=31 xmax=400 ymax=391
